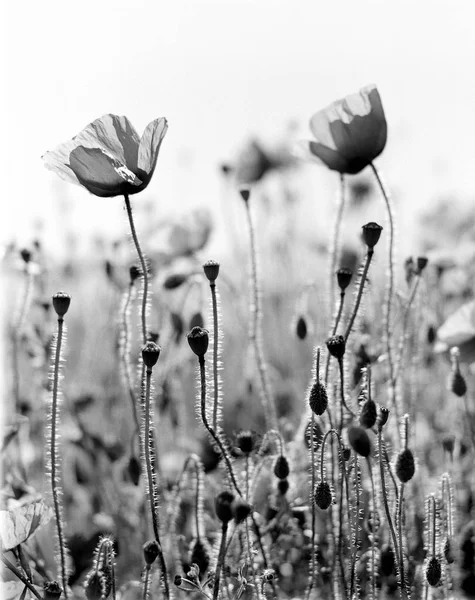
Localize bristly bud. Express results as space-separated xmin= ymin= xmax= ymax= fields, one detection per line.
xmin=277 ymin=479 xmax=290 ymax=495
xmin=187 ymin=327 xmax=209 ymax=357
xmin=416 ymin=256 xmax=429 ymax=274
xmin=309 ymin=381 xmax=328 ymax=416
xmin=43 ymin=581 xmax=63 ymax=600
xmin=129 ymin=265 xmax=141 ymax=283
xmin=395 ymin=448 xmax=415 ymax=482
xmin=314 ymin=480 xmax=332 ymax=510
xmin=295 ymin=315 xmax=308 ymax=340
xmin=52 ymin=292 xmax=71 ymax=318
xmin=127 ymin=455 xmax=141 ymax=485
xmin=142 ymin=342 xmax=161 ymax=369
xmin=450 ymin=369 xmax=467 ymax=397
xmin=84 ymin=571 xmax=105 ymax=600
xmin=143 ymin=540 xmax=160 ymax=565
xmin=362 ymin=222 xmax=383 ymax=249
xmin=174 ymin=575 xmax=183 ymax=587
xmin=378 ymin=406 xmax=390 ymax=429
xmin=304 ymin=420 xmax=323 ymax=450
xmin=163 ymin=273 xmax=189 ymax=290
xmin=342 ymin=446 xmax=351 ymax=461
xmin=444 ymin=538 xmax=455 ymax=564
xmin=360 ymin=399 xmax=377 ymax=429
xmin=336 ymin=267 xmax=353 ymax=291
xmin=189 ymin=312 xmax=205 ymax=330
xmin=380 ymin=545 xmax=395 ymax=577
xmin=232 ymin=498 xmax=252 ymax=524
xmin=326 ymin=335 xmax=346 ymax=360
xmin=203 ymin=260 xmax=220 ymax=283
xmin=215 ymin=490 xmax=235 ymax=523
xmin=239 ymin=188 xmax=251 ymax=202
xmin=426 ymin=556 xmax=442 ymax=587
xmin=237 ymin=430 xmax=254 ymax=454
xmin=20 ymin=248 xmax=32 ymax=264
xmin=348 ymin=426 xmax=371 ymax=457
xmin=273 ymin=455 xmax=290 ymax=479
xmin=190 ymin=538 xmax=210 ymax=576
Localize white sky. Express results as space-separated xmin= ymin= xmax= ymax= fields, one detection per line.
xmin=2 ymin=0 xmax=475 ymax=249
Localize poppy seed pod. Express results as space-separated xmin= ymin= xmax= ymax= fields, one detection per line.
xmin=348 ymin=426 xmax=372 ymax=457
xmin=274 ymin=455 xmax=290 ymax=479
xmin=326 ymin=335 xmax=346 ymax=360
xmin=239 ymin=188 xmax=251 ymax=202
xmin=143 ymin=540 xmax=160 ymax=565
xmin=189 ymin=312 xmax=205 ymax=330
xmin=190 ymin=539 xmax=210 ymax=577
xmin=174 ymin=575 xmax=183 ymax=587
xmin=360 ymin=399 xmax=377 ymax=429
xmin=44 ymin=581 xmax=63 ymax=600
xmin=232 ymin=498 xmax=252 ymax=524
xmin=237 ymin=430 xmax=254 ymax=454
xmin=296 ymin=316 xmax=308 ymax=340
xmin=362 ymin=222 xmax=383 ymax=249
xmin=426 ymin=556 xmax=442 ymax=587
xmin=450 ymin=369 xmax=467 ymax=397
xmin=187 ymin=327 xmax=209 ymax=357
xmin=395 ymin=449 xmax=415 ymax=483
xmin=309 ymin=381 xmax=328 ymax=416
xmin=142 ymin=342 xmax=161 ymax=369
xmin=203 ymin=259 xmax=220 ymax=283
xmin=416 ymin=256 xmax=429 ymax=274
xmin=215 ymin=490 xmax=235 ymax=523
xmin=379 ymin=406 xmax=390 ymax=429
xmin=337 ymin=267 xmax=353 ymax=291
xmin=129 ymin=265 xmax=141 ymax=282
xmin=20 ymin=248 xmax=32 ymax=264
xmin=52 ymin=292 xmax=71 ymax=318
xmin=278 ymin=479 xmax=290 ymax=495
xmin=314 ymin=481 xmax=332 ymax=510
xmin=163 ymin=273 xmax=189 ymax=290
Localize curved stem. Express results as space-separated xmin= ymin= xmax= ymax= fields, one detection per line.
xmin=50 ymin=317 xmax=68 ymax=598
xmin=124 ymin=194 xmax=148 ymax=344
xmin=344 ymin=250 xmax=374 ymax=342
xmin=337 ymin=358 xmax=355 ymax=421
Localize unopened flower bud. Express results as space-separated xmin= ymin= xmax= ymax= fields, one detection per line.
xmin=127 ymin=455 xmax=141 ymax=485
xmin=441 ymin=434 xmax=455 ymax=456
xmin=142 ymin=342 xmax=161 ymax=369
xmin=215 ymin=490 xmax=234 ymax=523
xmin=239 ymin=188 xmax=251 ymax=202
xmin=450 ymin=369 xmax=467 ymax=397
xmin=360 ymin=399 xmax=377 ymax=429
xmin=20 ymin=248 xmax=32 ymax=264
xmin=380 ymin=545 xmax=395 ymax=577
xmin=348 ymin=426 xmax=371 ymax=457
xmin=190 ymin=538 xmax=210 ymax=576
xmin=342 ymin=446 xmax=351 ymax=461
xmin=203 ymin=260 xmax=220 ymax=283
xmin=129 ymin=265 xmax=141 ymax=282
xmin=326 ymin=335 xmax=346 ymax=360
xmin=304 ymin=420 xmax=323 ymax=450
xmin=444 ymin=538 xmax=455 ymax=564
xmin=273 ymin=455 xmax=290 ymax=479
xmin=52 ymin=292 xmax=71 ymax=318
xmin=232 ymin=498 xmax=252 ymax=524
xmin=143 ymin=540 xmax=160 ymax=565
xmin=336 ymin=267 xmax=353 ymax=291
xmin=295 ymin=315 xmax=308 ymax=340
xmin=85 ymin=571 xmax=105 ymax=600
xmin=309 ymin=381 xmax=328 ymax=416
xmin=362 ymin=222 xmax=383 ymax=249
xmin=426 ymin=556 xmax=442 ymax=587
xmin=379 ymin=406 xmax=390 ymax=429
xmin=314 ymin=481 xmax=332 ymax=510
xmin=174 ymin=575 xmax=183 ymax=587
xmin=416 ymin=256 xmax=429 ymax=273
xmin=187 ymin=327 xmax=209 ymax=357
xmin=395 ymin=448 xmax=415 ymax=483
xmin=44 ymin=581 xmax=63 ymax=600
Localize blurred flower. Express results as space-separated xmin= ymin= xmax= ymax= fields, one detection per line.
xmin=234 ymin=139 xmax=296 ymax=185
xmin=43 ymin=114 xmax=168 ymax=197
xmin=436 ymin=299 xmax=475 ymax=363
xmin=298 ymin=85 xmax=387 ymax=174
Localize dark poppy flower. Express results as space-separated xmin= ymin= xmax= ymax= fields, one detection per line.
xmin=298 ymin=85 xmax=387 ymax=174
xmin=43 ymin=114 xmax=168 ymax=197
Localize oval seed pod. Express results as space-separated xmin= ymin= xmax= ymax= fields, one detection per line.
xmin=295 ymin=316 xmax=308 ymax=340
xmin=348 ymin=426 xmax=371 ymax=457
xmin=426 ymin=556 xmax=442 ymax=587
xmin=273 ymin=455 xmax=290 ymax=479
xmin=450 ymin=369 xmax=467 ymax=397
xmin=52 ymin=292 xmax=71 ymax=318
xmin=362 ymin=222 xmax=383 ymax=249
xmin=360 ymin=399 xmax=377 ymax=428
xmin=326 ymin=335 xmax=346 ymax=360
xmin=314 ymin=481 xmax=332 ymax=510
xmin=215 ymin=490 xmax=234 ymax=523
xmin=187 ymin=327 xmax=209 ymax=357
xmin=308 ymin=381 xmax=328 ymax=416
xmin=395 ymin=448 xmax=416 ymax=483
xmin=203 ymin=259 xmax=220 ymax=283
xmin=143 ymin=540 xmax=160 ymax=565
xmin=336 ymin=267 xmax=353 ymax=291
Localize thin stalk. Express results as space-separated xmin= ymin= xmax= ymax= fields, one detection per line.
xmin=328 ymin=174 xmax=347 ymax=320
xmin=366 ymin=458 xmax=377 ymax=600
xmin=306 ymin=409 xmax=317 ymax=600
xmin=337 ymin=358 xmax=355 ymax=422
xmin=243 ymin=198 xmax=278 ymax=431
xmin=398 ymin=484 xmax=406 ymax=595
xmin=50 ymin=316 xmax=68 ymax=598
xmin=142 ymin=565 xmax=151 ymax=600
xmin=344 ymin=250 xmax=374 ymax=342
xmin=394 ymin=275 xmax=421 ymax=382
xmin=120 ymin=281 xmax=140 ymax=439
xmin=210 ymin=281 xmax=220 ymax=430
xmin=213 ymin=523 xmax=229 ymax=600
xmin=1 ymin=556 xmax=42 ymax=600
xmin=324 ymin=289 xmax=346 ymax=386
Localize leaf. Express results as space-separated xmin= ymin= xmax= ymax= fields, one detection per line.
xmin=0 ymin=498 xmax=53 ymax=551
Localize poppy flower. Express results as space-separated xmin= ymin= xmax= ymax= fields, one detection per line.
xmin=436 ymin=299 xmax=475 ymax=364
xmin=43 ymin=114 xmax=168 ymax=197
xmin=298 ymin=85 xmax=387 ymax=174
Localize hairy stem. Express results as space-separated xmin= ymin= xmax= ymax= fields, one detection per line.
xmin=210 ymin=281 xmax=220 ymax=430
xmin=213 ymin=523 xmax=229 ymax=600
xmin=344 ymin=250 xmax=374 ymax=342
xmin=1 ymin=555 xmax=42 ymax=600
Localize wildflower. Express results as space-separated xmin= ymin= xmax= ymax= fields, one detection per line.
xmin=298 ymin=85 xmax=387 ymax=174
xmin=43 ymin=114 xmax=167 ymax=197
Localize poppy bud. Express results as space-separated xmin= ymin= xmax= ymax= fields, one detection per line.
xmin=326 ymin=335 xmax=346 ymax=360
xmin=426 ymin=556 xmax=442 ymax=587
xmin=277 ymin=479 xmax=289 ymax=495
xmin=395 ymin=449 xmax=415 ymax=483
xmin=273 ymin=455 xmax=290 ymax=479
xmin=348 ymin=426 xmax=371 ymax=457
xmin=416 ymin=256 xmax=429 ymax=274
xmin=362 ymin=222 xmax=383 ymax=249
xmin=142 ymin=342 xmax=161 ymax=369
xmin=189 ymin=312 xmax=205 ymax=330
xmin=450 ymin=369 xmax=467 ymax=397
xmin=336 ymin=267 xmax=353 ymax=291
xmin=239 ymin=188 xmax=251 ymax=202
xmin=163 ymin=273 xmax=188 ymax=290
xmin=187 ymin=327 xmax=209 ymax=357
xmin=190 ymin=538 xmax=210 ymax=577
xmin=380 ymin=545 xmax=395 ymax=577
xmin=174 ymin=575 xmax=183 ymax=587
xmin=237 ymin=430 xmax=254 ymax=454
xmin=20 ymin=248 xmax=32 ymax=264
xmin=379 ymin=406 xmax=390 ymax=429
xmin=215 ymin=490 xmax=234 ymax=523
xmin=342 ymin=446 xmax=351 ymax=461
xmin=129 ymin=265 xmax=141 ymax=283
xmin=295 ymin=316 xmax=308 ymax=340
xmin=220 ymin=163 xmax=233 ymax=176
xmin=232 ymin=498 xmax=252 ymax=524
xmin=308 ymin=381 xmax=328 ymax=416
xmin=44 ymin=581 xmax=63 ymax=600
xmin=127 ymin=455 xmax=141 ymax=485
xmin=360 ymin=399 xmax=377 ymax=429
xmin=85 ymin=571 xmax=105 ymax=600
xmin=143 ymin=540 xmax=160 ymax=565
xmin=263 ymin=569 xmax=276 ymax=581
xmin=314 ymin=481 xmax=332 ymax=510
xmin=304 ymin=420 xmax=323 ymax=450
xmin=52 ymin=292 xmax=71 ymax=318
xmin=203 ymin=260 xmax=220 ymax=283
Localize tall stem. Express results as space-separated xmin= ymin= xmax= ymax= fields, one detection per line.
xmin=120 ymin=282 xmax=140 ymax=439
xmin=329 ymin=174 xmax=347 ymax=320
xmin=210 ymin=281 xmax=220 ymax=430
xmin=344 ymin=250 xmax=374 ymax=342
xmin=213 ymin=523 xmax=229 ymax=600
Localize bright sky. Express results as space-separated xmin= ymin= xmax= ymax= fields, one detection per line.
xmin=2 ymin=0 xmax=475 ymax=249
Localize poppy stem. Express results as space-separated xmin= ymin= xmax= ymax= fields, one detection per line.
xmin=328 ymin=174 xmax=347 ymax=323
xmin=123 ymin=194 xmax=149 ymax=344
xmin=344 ymin=249 xmax=374 ymax=342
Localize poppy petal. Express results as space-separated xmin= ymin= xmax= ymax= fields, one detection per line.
xmin=303 ymin=140 xmax=350 ymax=173
xmin=69 ymin=146 xmax=142 ymax=198
xmin=309 ymin=109 xmax=338 ymax=150
xmin=437 ymin=300 xmax=475 ymax=348
xmin=137 ymin=118 xmax=168 ymax=183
